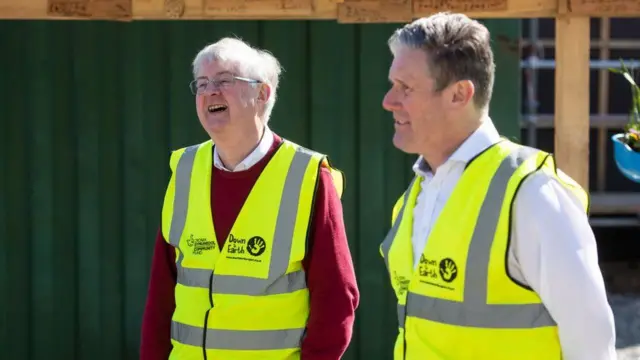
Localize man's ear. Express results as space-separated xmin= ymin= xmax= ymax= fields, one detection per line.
xmin=258 ymin=84 xmax=271 ymax=103
xmin=445 ymin=80 xmax=474 ymax=109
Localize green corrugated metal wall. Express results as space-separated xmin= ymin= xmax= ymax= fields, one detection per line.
xmin=0 ymin=19 xmax=520 ymax=360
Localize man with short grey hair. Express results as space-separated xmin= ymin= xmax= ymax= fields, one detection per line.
xmin=379 ymin=12 xmax=616 ymax=360
xmin=140 ymin=37 xmax=359 ymax=360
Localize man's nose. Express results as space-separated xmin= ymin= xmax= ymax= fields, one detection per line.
xmin=202 ymin=84 xmax=222 ymax=96
xmin=382 ymin=90 xmax=399 ymax=112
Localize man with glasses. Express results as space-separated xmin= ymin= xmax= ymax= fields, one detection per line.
xmin=140 ymin=37 xmax=359 ymax=360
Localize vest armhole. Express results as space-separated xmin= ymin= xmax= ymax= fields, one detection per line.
xmin=503 ymin=154 xmax=550 ymax=292
xmin=547 ymin=152 xmax=591 ymax=216
xmin=282 ymin=140 xmax=334 ymax=260
xmin=169 ymin=148 xmax=184 ymax=173
xmin=162 ymin=150 xmax=184 ymax=242
xmin=325 ymin=159 xmax=346 ymax=200
xmin=304 ymin=157 xmax=324 ymax=261
xmin=391 ymin=193 xmax=405 ymax=226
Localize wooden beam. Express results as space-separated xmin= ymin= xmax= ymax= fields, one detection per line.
xmin=2 ymin=0 xmax=640 ymax=20
xmin=596 ymin=18 xmax=610 ymax=192
xmin=568 ymin=0 xmax=640 ymax=17
xmin=554 ymin=15 xmax=590 ymax=189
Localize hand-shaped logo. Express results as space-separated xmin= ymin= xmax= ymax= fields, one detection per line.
xmin=247 ymin=236 xmax=267 ymax=257
xmin=438 ymin=258 xmax=458 ymax=283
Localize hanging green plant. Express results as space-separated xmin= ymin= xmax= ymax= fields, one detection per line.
xmin=609 ymin=59 xmax=640 ymax=183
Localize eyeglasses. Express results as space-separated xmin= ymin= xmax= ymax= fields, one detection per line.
xmin=189 ymin=75 xmax=261 ymax=95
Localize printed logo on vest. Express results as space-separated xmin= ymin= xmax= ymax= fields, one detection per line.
xmin=438 ymin=258 xmax=458 ymax=283
xmin=418 ymin=255 xmax=458 ymax=291
xmin=393 ymin=271 xmax=410 ymax=296
xmin=247 ymin=236 xmax=266 ymax=257
xmin=225 ymin=234 xmax=266 ymax=263
xmin=185 ymin=234 xmax=216 ymax=255
xmin=418 ymin=255 xmax=439 ymax=280
xmin=227 ymin=234 xmax=248 ymax=255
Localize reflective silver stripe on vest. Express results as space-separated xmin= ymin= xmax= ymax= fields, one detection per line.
xmin=168 ymin=144 xmax=200 ymax=248
xmin=397 ymin=304 xmax=406 ymax=329
xmin=380 ymin=177 xmax=415 ymax=273
xmin=177 ymin=266 xmax=306 ymax=295
xmin=382 ymin=146 xmax=556 ymax=329
xmin=167 ymin=143 xmax=316 ymax=350
xmin=381 ymin=178 xmax=415 ymax=331
xmin=171 ymin=321 xmax=304 ymax=350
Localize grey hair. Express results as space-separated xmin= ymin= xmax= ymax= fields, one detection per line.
xmin=192 ymin=37 xmax=283 ymax=123
xmin=388 ymin=12 xmax=495 ymax=109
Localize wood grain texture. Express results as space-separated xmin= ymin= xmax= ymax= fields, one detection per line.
xmin=0 ymin=0 xmax=637 ymax=20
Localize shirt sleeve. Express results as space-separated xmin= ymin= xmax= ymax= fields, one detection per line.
xmin=300 ymin=166 xmax=360 ymax=360
xmin=512 ymin=172 xmax=617 ymax=360
xmin=140 ymin=228 xmax=177 ymax=360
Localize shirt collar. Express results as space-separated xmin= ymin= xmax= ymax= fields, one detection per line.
xmin=213 ymin=126 xmax=274 ymax=172
xmin=412 ymin=117 xmax=502 ymax=177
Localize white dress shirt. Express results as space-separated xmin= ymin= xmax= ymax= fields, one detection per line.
xmin=411 ymin=119 xmax=617 ymax=360
xmin=213 ymin=126 xmax=274 ymax=172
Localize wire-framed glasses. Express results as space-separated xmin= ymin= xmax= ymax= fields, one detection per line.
xmin=189 ymin=75 xmax=261 ymax=95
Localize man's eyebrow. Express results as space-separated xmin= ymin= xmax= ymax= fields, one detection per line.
xmin=389 ymin=76 xmax=410 ymax=85
xmin=195 ymin=71 xmax=234 ymax=80
xmin=389 ymin=69 xmax=414 ymax=83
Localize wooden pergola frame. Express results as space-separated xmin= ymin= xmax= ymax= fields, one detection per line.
xmin=2 ymin=0 xmax=640 ymax=191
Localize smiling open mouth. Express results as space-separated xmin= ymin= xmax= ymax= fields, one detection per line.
xmin=208 ymin=105 xmax=228 ymax=113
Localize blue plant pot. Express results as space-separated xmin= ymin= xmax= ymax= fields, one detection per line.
xmin=612 ymin=133 xmax=640 ymax=183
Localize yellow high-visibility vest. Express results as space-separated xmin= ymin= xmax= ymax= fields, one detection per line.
xmin=380 ymin=139 xmax=588 ymax=360
xmin=161 ymin=138 xmax=345 ymax=360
